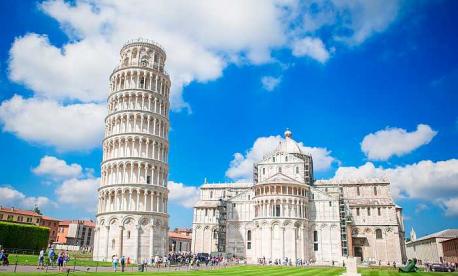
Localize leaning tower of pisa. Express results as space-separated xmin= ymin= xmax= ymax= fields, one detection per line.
xmin=93 ymin=39 xmax=170 ymax=262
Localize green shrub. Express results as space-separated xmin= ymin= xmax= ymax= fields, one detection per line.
xmin=0 ymin=221 xmax=49 ymax=251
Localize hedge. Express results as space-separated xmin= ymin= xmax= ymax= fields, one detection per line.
xmin=0 ymin=221 xmax=49 ymax=251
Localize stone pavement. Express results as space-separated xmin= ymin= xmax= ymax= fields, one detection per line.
xmin=0 ymin=264 xmax=232 ymax=273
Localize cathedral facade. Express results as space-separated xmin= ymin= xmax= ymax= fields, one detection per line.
xmin=192 ymin=130 xmax=407 ymax=264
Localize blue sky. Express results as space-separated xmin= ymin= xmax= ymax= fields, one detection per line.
xmin=0 ymin=0 xmax=457 ymax=238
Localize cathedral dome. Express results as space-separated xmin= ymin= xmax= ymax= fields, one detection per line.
xmin=276 ymin=129 xmax=303 ymax=154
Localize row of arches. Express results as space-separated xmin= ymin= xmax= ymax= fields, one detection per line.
xmin=120 ymin=44 xmax=165 ymax=72
xmin=254 ymin=198 xmax=307 ymax=219
xmin=255 ymin=184 xmax=308 ymax=197
xmin=98 ymin=187 xmax=168 ymax=214
xmin=105 ymin=112 xmax=168 ymax=139
xmin=103 ymin=136 xmax=168 ymax=163
xmin=108 ymin=90 xmax=168 ymax=116
xmin=110 ymin=69 xmax=170 ymax=99
xmin=101 ymin=161 xmax=168 ymax=187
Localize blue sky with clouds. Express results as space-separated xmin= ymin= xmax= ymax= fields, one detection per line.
xmin=0 ymin=0 xmax=457 ymax=238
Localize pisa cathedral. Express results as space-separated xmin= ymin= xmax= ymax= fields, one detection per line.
xmin=192 ymin=130 xmax=407 ymax=264
xmin=93 ymin=39 xmax=170 ymax=262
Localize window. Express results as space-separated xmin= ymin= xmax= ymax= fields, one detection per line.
xmin=272 ymin=157 xmax=275 ymax=162
xmin=285 ymin=156 xmax=288 ymax=162
xmin=18 ymin=216 xmax=23 ymax=222
xmin=247 ymin=230 xmax=252 ymax=249
xmin=313 ymin=231 xmax=319 ymax=251
xmin=329 ymin=201 xmax=332 ymax=207
xmin=127 ymin=231 xmax=131 ymax=239
xmin=262 ymin=168 xmax=265 ymax=175
xmin=374 ymin=186 xmax=378 ymax=196
xmin=278 ymin=167 xmax=282 ymax=173
xmin=325 ymin=188 xmax=328 ymax=192
xmin=375 ymin=229 xmax=383 ymax=239
xmin=305 ymin=165 xmax=309 ymax=170
xmin=210 ymin=191 xmax=213 ymax=199
xmin=378 ymin=207 xmax=381 ymax=216
xmin=146 ymin=175 xmax=151 ymax=184
xmin=205 ymin=209 xmax=208 ymax=216
xmin=357 ymin=186 xmax=360 ymax=196
xmin=367 ymin=208 xmax=371 ymax=216
xmin=296 ymin=167 xmax=299 ymax=174
xmin=213 ymin=209 xmax=215 ymax=216
xmin=356 ymin=208 xmax=360 ymax=216
xmin=275 ymin=205 xmax=281 ymax=217
xmin=213 ymin=230 xmax=218 ymax=239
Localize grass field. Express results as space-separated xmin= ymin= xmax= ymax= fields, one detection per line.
xmin=7 ymin=265 xmax=458 ymax=276
xmin=9 ymin=254 xmax=120 ymax=267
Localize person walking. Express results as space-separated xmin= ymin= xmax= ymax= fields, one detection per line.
xmin=112 ymin=255 xmax=119 ymax=272
xmin=48 ymin=248 xmax=55 ymax=267
xmin=120 ymin=256 xmax=126 ymax=272
xmin=57 ymin=252 xmax=64 ymax=272
xmin=37 ymin=249 xmax=45 ymax=270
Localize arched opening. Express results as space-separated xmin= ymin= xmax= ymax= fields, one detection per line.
xmin=376 ymin=229 xmax=383 ymax=239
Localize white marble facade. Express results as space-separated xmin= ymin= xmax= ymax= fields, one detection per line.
xmin=192 ymin=130 xmax=406 ymax=265
xmin=93 ymin=39 xmax=170 ymax=262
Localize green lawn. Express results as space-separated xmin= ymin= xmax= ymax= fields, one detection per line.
xmin=7 ymin=265 xmax=458 ymax=276
xmin=9 ymin=254 xmax=116 ymax=267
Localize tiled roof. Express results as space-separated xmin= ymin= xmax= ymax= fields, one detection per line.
xmin=0 ymin=207 xmax=41 ymax=217
xmin=41 ymin=215 xmax=60 ymax=221
xmin=169 ymin=231 xmax=192 ymax=240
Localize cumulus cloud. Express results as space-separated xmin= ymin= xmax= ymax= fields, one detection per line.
xmin=361 ymin=124 xmax=437 ymax=161
xmin=55 ymin=178 xmax=100 ymax=212
xmin=0 ymin=186 xmax=54 ymax=209
xmin=226 ymin=134 xmax=336 ymax=181
xmin=291 ymin=37 xmax=330 ymax=63
xmin=261 ymin=76 xmax=282 ymax=91
xmin=0 ymin=95 xmax=106 ymax=151
xmin=168 ymin=181 xmax=200 ymax=208
xmin=33 ymin=155 xmax=83 ymax=180
xmin=331 ymin=159 xmax=458 ymax=216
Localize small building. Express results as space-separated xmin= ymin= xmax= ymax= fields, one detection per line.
xmin=406 ymin=228 xmax=458 ymax=263
xmin=40 ymin=216 xmax=60 ymax=244
xmin=0 ymin=207 xmax=61 ymax=245
xmin=441 ymin=237 xmax=458 ymax=264
xmin=0 ymin=207 xmax=42 ymax=225
xmin=169 ymin=228 xmax=192 ymax=252
xmin=57 ymin=220 xmax=95 ymax=251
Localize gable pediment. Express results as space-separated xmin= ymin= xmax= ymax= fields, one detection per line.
xmin=260 ymin=172 xmax=302 ymax=184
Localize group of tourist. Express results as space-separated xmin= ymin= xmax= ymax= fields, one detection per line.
xmin=36 ymin=247 xmax=70 ymax=271
xmin=111 ymin=251 xmax=238 ymax=272
xmin=257 ymin=257 xmax=317 ymax=266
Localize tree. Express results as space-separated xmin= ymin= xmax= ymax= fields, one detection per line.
xmin=33 ymin=205 xmax=42 ymax=215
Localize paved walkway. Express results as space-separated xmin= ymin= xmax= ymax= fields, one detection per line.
xmin=0 ymin=264 xmax=233 ymax=273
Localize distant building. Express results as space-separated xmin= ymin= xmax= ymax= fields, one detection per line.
xmin=169 ymin=228 xmax=192 ymax=252
xmin=40 ymin=216 xmax=60 ymax=244
xmin=0 ymin=207 xmax=60 ymax=245
xmin=406 ymin=228 xmax=458 ymax=263
xmin=441 ymin=238 xmax=458 ymax=264
xmin=0 ymin=207 xmax=42 ymax=225
xmin=57 ymin=220 xmax=96 ymax=250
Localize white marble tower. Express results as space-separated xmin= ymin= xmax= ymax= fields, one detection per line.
xmin=93 ymin=39 xmax=170 ymax=262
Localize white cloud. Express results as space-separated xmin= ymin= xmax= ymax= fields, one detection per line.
xmin=361 ymin=124 xmax=437 ymax=161
xmin=33 ymin=155 xmax=83 ymax=180
xmin=55 ymin=178 xmax=100 ymax=212
xmin=261 ymin=76 xmax=282 ymax=91
xmin=297 ymin=0 xmax=401 ymax=45
xmin=291 ymin=37 xmax=330 ymax=63
xmin=0 ymin=186 xmax=54 ymax=210
xmin=331 ymin=159 xmax=458 ymax=216
xmin=226 ymin=134 xmax=335 ymax=181
xmin=167 ymin=181 xmax=200 ymax=208
xmin=0 ymin=95 xmax=106 ymax=151
xmin=443 ymin=198 xmax=458 ymax=217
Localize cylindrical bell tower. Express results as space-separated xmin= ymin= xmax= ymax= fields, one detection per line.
xmin=93 ymin=39 xmax=171 ymax=262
